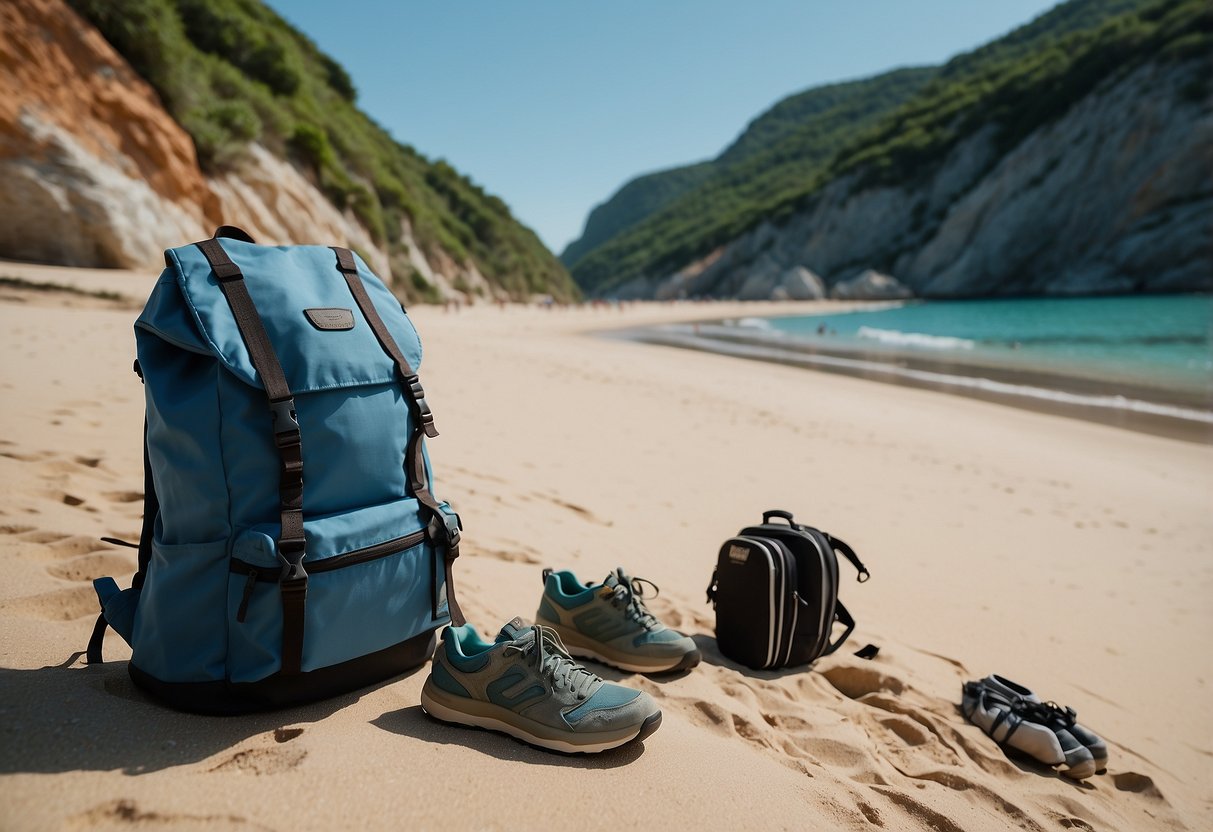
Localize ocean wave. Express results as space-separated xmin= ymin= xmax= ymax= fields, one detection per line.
xmin=857 ymin=326 xmax=975 ymax=350
xmin=651 ymin=332 xmax=1213 ymax=425
xmin=731 ymin=317 xmax=776 ymax=330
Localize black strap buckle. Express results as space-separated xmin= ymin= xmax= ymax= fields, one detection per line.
xmin=270 ymin=398 xmax=300 ymax=438
xmin=404 ymin=376 xmax=439 ymax=438
xmin=428 ymin=503 xmax=462 ymax=548
xmin=277 ymin=536 xmax=308 ymax=582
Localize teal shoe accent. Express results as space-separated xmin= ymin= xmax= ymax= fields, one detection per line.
xmin=565 ymin=685 xmax=640 ymax=724
xmin=536 ymin=567 xmax=701 ymax=674
xmin=430 ymin=659 xmax=470 ymax=697
xmin=547 ymin=570 xmax=597 ymax=610
xmin=421 ymin=617 xmax=661 ymax=754
xmin=537 ymin=597 xmax=561 ymax=623
xmin=486 ymin=669 xmax=544 ymax=708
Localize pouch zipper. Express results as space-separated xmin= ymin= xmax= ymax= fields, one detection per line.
xmin=236 ymin=569 xmax=259 ymax=622
xmin=230 ymin=528 xmax=427 ymax=585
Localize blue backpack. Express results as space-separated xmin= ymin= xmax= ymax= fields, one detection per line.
xmin=87 ymin=226 xmax=464 ymax=713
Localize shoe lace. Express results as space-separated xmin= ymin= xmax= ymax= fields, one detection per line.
xmin=608 ymin=569 xmax=660 ymax=630
xmin=504 ymin=624 xmax=599 ymax=699
xmin=1017 ymin=698 xmax=1078 ymax=728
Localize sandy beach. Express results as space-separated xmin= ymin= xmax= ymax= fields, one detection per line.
xmin=1 ymin=261 xmax=1210 ymax=831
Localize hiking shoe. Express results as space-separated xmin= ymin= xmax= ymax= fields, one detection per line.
xmin=962 ymin=681 xmax=1097 ymax=780
xmin=980 ymin=674 xmax=1109 ymax=773
xmin=535 ymin=567 xmax=701 ymax=674
xmin=420 ymin=617 xmax=662 ymax=753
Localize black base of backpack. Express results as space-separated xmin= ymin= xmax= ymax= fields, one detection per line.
xmin=128 ymin=629 xmax=436 ymax=715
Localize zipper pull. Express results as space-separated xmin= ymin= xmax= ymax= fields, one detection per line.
xmin=237 ymin=570 xmax=258 ymax=623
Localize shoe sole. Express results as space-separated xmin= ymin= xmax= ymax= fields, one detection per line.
xmin=540 ymin=620 xmax=701 ymax=674
xmin=1060 ymin=758 xmax=1097 ymax=780
xmin=420 ymin=682 xmax=661 ymax=754
xmin=568 ymin=644 xmax=702 ymax=675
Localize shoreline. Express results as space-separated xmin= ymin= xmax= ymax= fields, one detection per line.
xmin=609 ymin=320 xmax=1213 ymax=445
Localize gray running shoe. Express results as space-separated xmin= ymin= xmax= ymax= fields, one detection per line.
xmin=981 ymin=674 xmax=1109 ymax=773
xmin=962 ymin=681 xmax=1096 ymax=780
xmin=420 ymin=617 xmax=662 ymax=753
xmin=535 ymin=567 xmax=700 ymax=674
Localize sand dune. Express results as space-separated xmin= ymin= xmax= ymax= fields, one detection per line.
xmin=0 ymin=262 xmax=1209 ymax=830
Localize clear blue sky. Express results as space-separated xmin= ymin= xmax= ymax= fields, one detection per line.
xmin=266 ymin=1 xmax=1058 ymax=254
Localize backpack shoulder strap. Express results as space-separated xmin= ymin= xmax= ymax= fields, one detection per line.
xmin=825 ymin=533 xmax=870 ymax=583
xmin=196 ymin=235 xmax=309 ymax=674
xmin=330 ymin=247 xmax=465 ymax=627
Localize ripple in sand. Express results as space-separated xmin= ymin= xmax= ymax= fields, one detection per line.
xmin=46 ymin=552 xmax=135 ymax=582
xmin=2 ymin=585 xmax=98 ymax=620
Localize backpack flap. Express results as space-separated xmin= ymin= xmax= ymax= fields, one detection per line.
xmin=146 ymin=240 xmax=423 ymax=396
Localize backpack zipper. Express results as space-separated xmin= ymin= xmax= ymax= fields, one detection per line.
xmin=236 ymin=569 xmax=258 ymax=622
xmin=230 ymin=528 xmax=428 ymax=585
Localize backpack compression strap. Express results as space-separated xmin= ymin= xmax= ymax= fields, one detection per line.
xmin=331 ymin=247 xmax=466 ymax=627
xmin=196 ymin=235 xmax=310 ymax=674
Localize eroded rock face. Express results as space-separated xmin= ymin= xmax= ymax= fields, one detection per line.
xmin=612 ymin=57 xmax=1212 ymax=299
xmin=780 ymin=266 xmax=826 ymax=300
xmin=0 ymin=0 xmax=215 ymax=267
xmin=829 ymin=269 xmax=911 ymax=300
xmin=207 ymin=144 xmax=392 ymax=278
xmin=0 ymin=0 xmax=475 ymax=300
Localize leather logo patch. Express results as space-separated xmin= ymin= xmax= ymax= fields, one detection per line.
xmin=304 ymin=308 xmax=355 ymax=331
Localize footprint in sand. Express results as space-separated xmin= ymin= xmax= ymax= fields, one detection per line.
xmin=476 ymin=547 xmax=542 ymax=565
xmin=208 ymin=727 xmax=307 ymax=775
xmin=1111 ymin=771 xmax=1164 ymax=799
xmin=14 ymin=531 xmax=109 ymax=559
xmin=1 ymin=585 xmax=99 ymax=620
xmin=47 ymin=551 xmax=135 ymax=582
xmin=63 ymin=799 xmax=270 ymax=831
xmin=820 ymin=664 xmax=905 ymax=699
xmin=0 ymin=523 xmax=37 ymax=535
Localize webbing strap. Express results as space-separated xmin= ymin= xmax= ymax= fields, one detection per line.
xmin=133 ymin=420 xmax=157 ymax=592
xmin=196 ymin=236 xmax=308 ymax=674
xmin=822 ymin=599 xmax=856 ymax=656
xmin=86 ymin=612 xmax=108 ymax=665
xmin=827 ymin=533 xmax=870 ymax=582
xmin=331 ymin=247 xmax=438 ymax=439
xmin=332 ymin=247 xmax=465 ymax=626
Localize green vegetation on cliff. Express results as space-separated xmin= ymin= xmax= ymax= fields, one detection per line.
xmin=561 ymin=68 xmax=936 ymax=286
xmin=828 ymin=0 xmax=1209 ymax=188
xmin=69 ymin=0 xmax=578 ymax=301
xmin=559 ymin=162 xmax=712 ymax=273
xmin=567 ymin=0 xmax=1202 ymax=296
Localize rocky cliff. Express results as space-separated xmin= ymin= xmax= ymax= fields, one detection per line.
xmin=623 ymin=55 xmax=1211 ymax=300
xmin=0 ymin=0 xmax=217 ymax=267
xmin=0 ymin=0 xmax=574 ymax=302
xmin=579 ymin=0 xmax=1211 ymax=300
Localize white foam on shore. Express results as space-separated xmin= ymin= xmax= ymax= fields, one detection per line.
xmin=731 ymin=317 xmax=776 ymax=329
xmin=652 ymin=332 xmax=1213 ymax=425
xmin=857 ymin=326 xmax=976 ymax=350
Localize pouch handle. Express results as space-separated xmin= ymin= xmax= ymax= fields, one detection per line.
xmin=213 ymin=225 xmax=256 ymax=243
xmin=761 ymin=509 xmax=796 ymax=526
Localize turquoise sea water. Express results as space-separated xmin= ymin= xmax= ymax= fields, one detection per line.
xmin=747 ymin=295 xmax=1213 ymax=397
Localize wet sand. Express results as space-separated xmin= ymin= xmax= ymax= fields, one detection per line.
xmin=616 ymin=320 xmax=1213 ymax=444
